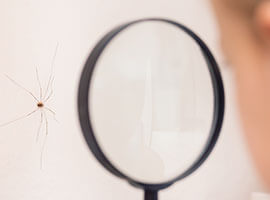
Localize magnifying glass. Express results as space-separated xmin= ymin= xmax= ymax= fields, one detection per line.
xmin=78 ymin=18 xmax=225 ymax=200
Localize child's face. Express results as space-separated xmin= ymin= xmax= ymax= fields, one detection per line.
xmin=211 ymin=0 xmax=270 ymax=187
xmin=211 ymin=0 xmax=270 ymax=69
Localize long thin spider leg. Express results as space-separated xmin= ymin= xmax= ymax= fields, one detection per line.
xmin=44 ymin=107 xmax=55 ymax=115
xmin=44 ymin=90 xmax=53 ymax=103
xmin=40 ymin=110 xmax=48 ymax=170
xmin=44 ymin=77 xmax=54 ymax=102
xmin=44 ymin=76 xmax=54 ymax=102
xmin=36 ymin=111 xmax=44 ymax=143
xmin=4 ymin=75 xmax=39 ymax=102
xmin=36 ymin=67 xmax=43 ymax=101
xmin=44 ymin=107 xmax=58 ymax=123
xmin=0 ymin=108 xmax=38 ymax=127
xmin=44 ymin=43 xmax=58 ymax=98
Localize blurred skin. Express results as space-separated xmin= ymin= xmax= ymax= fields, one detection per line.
xmin=210 ymin=0 xmax=270 ymax=188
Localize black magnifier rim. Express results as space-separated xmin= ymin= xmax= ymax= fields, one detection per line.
xmin=78 ymin=18 xmax=225 ymax=191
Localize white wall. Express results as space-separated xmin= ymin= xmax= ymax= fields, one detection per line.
xmin=0 ymin=0 xmax=267 ymax=199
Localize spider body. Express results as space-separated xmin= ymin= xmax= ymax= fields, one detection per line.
xmin=37 ymin=102 xmax=44 ymax=108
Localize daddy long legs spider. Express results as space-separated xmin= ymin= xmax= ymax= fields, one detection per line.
xmin=0 ymin=44 xmax=59 ymax=168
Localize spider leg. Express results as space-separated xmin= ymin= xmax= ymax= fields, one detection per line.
xmin=44 ymin=43 xmax=58 ymax=99
xmin=36 ymin=67 xmax=43 ymax=101
xmin=44 ymin=76 xmax=53 ymax=101
xmin=40 ymin=110 xmax=48 ymax=170
xmin=4 ymin=74 xmax=39 ymax=102
xmin=36 ymin=110 xmax=44 ymax=143
xmin=44 ymin=77 xmax=54 ymax=103
xmin=44 ymin=107 xmax=56 ymax=115
xmin=0 ymin=108 xmax=38 ymax=127
xmin=44 ymin=107 xmax=58 ymax=123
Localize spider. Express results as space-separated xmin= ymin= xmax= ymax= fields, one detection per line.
xmin=0 ymin=44 xmax=59 ymax=168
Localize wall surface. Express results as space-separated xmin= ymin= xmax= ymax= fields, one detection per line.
xmin=0 ymin=0 xmax=267 ymax=199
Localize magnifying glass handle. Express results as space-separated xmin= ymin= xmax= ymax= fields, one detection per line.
xmin=144 ymin=190 xmax=158 ymax=200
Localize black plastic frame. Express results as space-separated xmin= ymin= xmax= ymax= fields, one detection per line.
xmin=78 ymin=18 xmax=225 ymax=193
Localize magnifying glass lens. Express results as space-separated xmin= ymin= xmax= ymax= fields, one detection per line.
xmin=89 ymin=21 xmax=214 ymax=184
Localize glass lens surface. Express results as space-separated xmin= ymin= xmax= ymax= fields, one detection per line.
xmin=89 ymin=21 xmax=214 ymax=184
